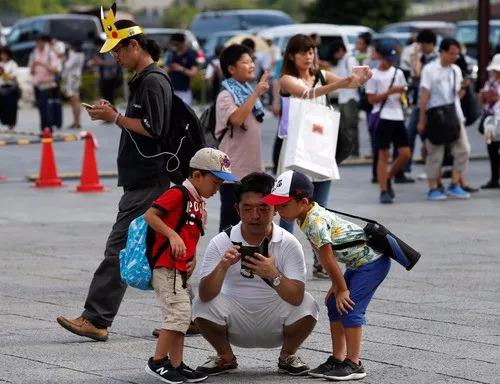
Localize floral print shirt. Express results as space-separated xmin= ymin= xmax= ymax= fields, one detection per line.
xmin=299 ymin=203 xmax=382 ymax=269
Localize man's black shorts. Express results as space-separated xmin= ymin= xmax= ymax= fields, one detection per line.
xmin=376 ymin=119 xmax=409 ymax=150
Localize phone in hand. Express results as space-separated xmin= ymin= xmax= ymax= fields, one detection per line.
xmin=239 ymin=238 xmax=269 ymax=278
xmin=81 ymin=102 xmax=94 ymax=109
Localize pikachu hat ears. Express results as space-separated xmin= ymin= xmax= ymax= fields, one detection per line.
xmin=100 ymin=2 xmax=144 ymax=53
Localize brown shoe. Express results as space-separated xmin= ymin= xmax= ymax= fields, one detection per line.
xmin=56 ymin=316 xmax=108 ymax=341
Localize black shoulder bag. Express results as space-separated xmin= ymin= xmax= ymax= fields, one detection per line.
xmin=323 ymin=207 xmax=421 ymax=271
xmin=425 ymin=69 xmax=461 ymax=145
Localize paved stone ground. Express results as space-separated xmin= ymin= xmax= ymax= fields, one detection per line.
xmin=0 ymin=106 xmax=499 ymax=384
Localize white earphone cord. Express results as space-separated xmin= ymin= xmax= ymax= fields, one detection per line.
xmin=123 ymin=125 xmax=188 ymax=173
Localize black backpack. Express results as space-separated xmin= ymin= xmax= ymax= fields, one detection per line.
xmin=199 ymin=97 xmax=232 ymax=149
xmin=147 ymin=70 xmax=206 ymax=184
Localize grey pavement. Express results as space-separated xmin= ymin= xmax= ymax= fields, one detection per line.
xmin=0 ymin=105 xmax=499 ymax=384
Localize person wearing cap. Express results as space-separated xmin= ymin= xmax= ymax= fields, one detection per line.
xmin=193 ymin=172 xmax=319 ymax=377
xmin=417 ymin=38 xmax=472 ymax=201
xmin=366 ymin=40 xmax=411 ymax=204
xmin=142 ymin=148 xmax=236 ymax=383
xmin=478 ymin=53 xmax=500 ymax=189
xmin=57 ymin=3 xmax=175 ymax=342
xmin=262 ymin=170 xmax=391 ymax=381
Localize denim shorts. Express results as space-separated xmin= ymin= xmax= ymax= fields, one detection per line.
xmin=327 ymin=256 xmax=391 ymax=327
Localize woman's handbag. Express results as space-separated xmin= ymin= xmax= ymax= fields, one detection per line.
xmin=284 ymin=96 xmax=341 ymax=179
xmin=425 ymin=70 xmax=461 ymax=145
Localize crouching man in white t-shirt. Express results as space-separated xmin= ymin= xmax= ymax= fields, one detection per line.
xmin=192 ymin=172 xmax=319 ymax=377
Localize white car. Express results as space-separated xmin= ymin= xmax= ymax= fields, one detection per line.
xmin=258 ymin=23 xmax=349 ymax=59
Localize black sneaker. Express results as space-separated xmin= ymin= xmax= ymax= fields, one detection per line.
xmin=145 ymin=357 xmax=185 ymax=384
xmin=308 ymin=356 xmax=343 ymax=378
xmin=196 ymin=355 xmax=238 ymax=376
xmin=278 ymin=354 xmax=310 ymax=376
xmin=323 ymin=359 xmax=366 ymax=381
xmin=394 ymin=174 xmax=415 ymax=184
xmin=177 ymin=362 xmax=208 ymax=383
xmin=387 ymin=180 xmax=395 ymax=199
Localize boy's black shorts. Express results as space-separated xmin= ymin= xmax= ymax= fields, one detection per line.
xmin=376 ymin=119 xmax=409 ymax=150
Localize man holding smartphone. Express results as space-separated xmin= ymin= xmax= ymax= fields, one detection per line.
xmin=57 ymin=4 xmax=174 ymax=341
xmin=192 ymin=172 xmax=319 ymax=376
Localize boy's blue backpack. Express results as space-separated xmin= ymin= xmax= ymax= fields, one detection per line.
xmin=119 ymin=185 xmax=194 ymax=290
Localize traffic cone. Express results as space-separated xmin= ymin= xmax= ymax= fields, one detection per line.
xmin=76 ymin=131 xmax=105 ymax=192
xmin=36 ymin=128 xmax=62 ymax=188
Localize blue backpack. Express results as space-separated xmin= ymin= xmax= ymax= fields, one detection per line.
xmin=119 ymin=185 xmax=197 ymax=290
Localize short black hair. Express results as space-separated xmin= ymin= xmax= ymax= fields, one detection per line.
xmin=170 ymin=33 xmax=186 ymax=43
xmin=0 ymin=46 xmax=13 ymax=59
xmin=220 ymin=44 xmax=251 ymax=79
xmin=439 ymin=37 xmax=461 ymax=53
xmin=116 ymin=20 xmax=161 ymax=62
xmin=241 ymin=38 xmax=255 ymax=51
xmin=330 ymin=39 xmax=347 ymax=55
xmin=234 ymin=172 xmax=275 ymax=203
xmin=358 ymin=32 xmax=372 ymax=46
xmin=188 ymin=168 xmax=211 ymax=178
xmin=416 ymin=29 xmax=436 ymax=45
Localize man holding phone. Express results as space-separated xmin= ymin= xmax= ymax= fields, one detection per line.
xmin=192 ymin=172 xmax=319 ymax=376
xmin=57 ymin=4 xmax=174 ymax=342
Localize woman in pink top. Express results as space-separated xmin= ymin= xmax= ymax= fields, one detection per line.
xmin=215 ymin=44 xmax=269 ymax=231
xmin=29 ymin=35 xmax=62 ymax=132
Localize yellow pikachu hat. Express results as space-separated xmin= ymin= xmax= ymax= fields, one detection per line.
xmin=100 ymin=2 xmax=144 ymax=53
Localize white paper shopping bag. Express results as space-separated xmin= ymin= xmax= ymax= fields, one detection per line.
xmin=284 ymin=98 xmax=340 ymax=179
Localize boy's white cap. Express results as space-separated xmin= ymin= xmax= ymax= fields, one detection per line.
xmin=189 ymin=148 xmax=238 ymax=182
xmin=261 ymin=170 xmax=314 ymax=205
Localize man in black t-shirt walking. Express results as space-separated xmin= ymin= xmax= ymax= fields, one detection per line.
xmin=57 ymin=4 xmax=175 ymax=341
xmin=163 ymin=33 xmax=198 ymax=105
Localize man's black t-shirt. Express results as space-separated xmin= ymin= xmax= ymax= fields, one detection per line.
xmin=117 ymin=63 xmax=172 ymax=189
xmin=166 ymin=49 xmax=197 ymax=92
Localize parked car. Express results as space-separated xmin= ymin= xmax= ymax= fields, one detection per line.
xmin=203 ymin=30 xmax=246 ymax=59
xmin=381 ymin=21 xmax=456 ymax=37
xmin=257 ymin=24 xmax=349 ymax=62
xmin=144 ymin=28 xmax=205 ymax=65
xmin=190 ymin=9 xmax=294 ymax=46
xmin=6 ymin=14 xmax=104 ymax=66
xmin=337 ymin=25 xmax=376 ymax=51
xmin=455 ymin=19 xmax=500 ymax=59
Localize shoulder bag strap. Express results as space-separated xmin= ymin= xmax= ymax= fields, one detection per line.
xmin=378 ymin=67 xmax=399 ymax=114
xmin=317 ymin=70 xmax=334 ymax=108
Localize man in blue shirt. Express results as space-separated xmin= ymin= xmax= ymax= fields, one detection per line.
xmin=163 ymin=33 xmax=198 ymax=105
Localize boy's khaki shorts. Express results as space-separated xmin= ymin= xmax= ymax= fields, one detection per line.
xmin=152 ymin=268 xmax=191 ymax=334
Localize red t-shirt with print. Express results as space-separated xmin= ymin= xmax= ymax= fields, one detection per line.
xmin=151 ymin=187 xmax=203 ymax=272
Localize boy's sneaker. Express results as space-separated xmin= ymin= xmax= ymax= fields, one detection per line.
xmin=278 ymin=354 xmax=310 ymax=376
xmin=427 ymin=188 xmax=447 ymax=201
xmin=446 ymin=184 xmax=471 ymax=199
xmin=379 ymin=191 xmax=393 ymax=204
xmin=196 ymin=355 xmax=238 ymax=376
xmin=308 ymin=356 xmax=343 ymax=378
xmin=145 ymin=357 xmax=185 ymax=384
xmin=323 ymin=359 xmax=367 ymax=381
xmin=177 ymin=362 xmax=208 ymax=383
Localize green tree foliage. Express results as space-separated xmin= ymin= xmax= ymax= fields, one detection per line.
xmin=203 ymin=0 xmax=256 ymax=10
xmin=161 ymin=4 xmax=199 ymax=29
xmin=305 ymin=0 xmax=409 ymax=31
xmin=3 ymin=0 xmax=102 ymax=17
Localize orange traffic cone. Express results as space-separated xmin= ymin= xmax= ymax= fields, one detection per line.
xmin=36 ymin=128 xmax=62 ymax=188
xmin=76 ymin=131 xmax=105 ymax=192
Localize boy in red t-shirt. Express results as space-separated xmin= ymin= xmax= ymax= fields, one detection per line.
xmin=144 ymin=148 xmax=237 ymax=383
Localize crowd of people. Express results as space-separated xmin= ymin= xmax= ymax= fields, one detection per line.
xmin=1 ymin=3 xmax=497 ymax=382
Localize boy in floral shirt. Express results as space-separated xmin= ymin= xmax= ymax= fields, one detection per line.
xmin=262 ymin=170 xmax=391 ymax=381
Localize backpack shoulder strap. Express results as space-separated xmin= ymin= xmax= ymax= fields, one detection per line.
xmin=149 ymin=185 xmax=204 ymax=268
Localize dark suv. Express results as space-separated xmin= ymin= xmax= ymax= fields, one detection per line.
xmin=190 ymin=9 xmax=294 ymax=46
xmin=6 ymin=14 xmax=103 ymax=66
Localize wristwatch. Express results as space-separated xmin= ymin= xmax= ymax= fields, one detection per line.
xmin=272 ymin=273 xmax=283 ymax=287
